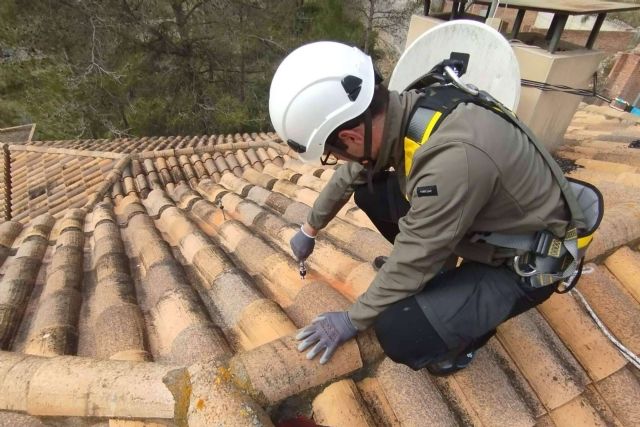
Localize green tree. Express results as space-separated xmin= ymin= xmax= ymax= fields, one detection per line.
xmin=0 ymin=0 xmax=371 ymax=140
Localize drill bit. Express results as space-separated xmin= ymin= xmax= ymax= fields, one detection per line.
xmin=299 ymin=260 xmax=307 ymax=280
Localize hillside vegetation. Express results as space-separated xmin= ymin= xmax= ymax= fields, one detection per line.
xmin=0 ymin=0 xmax=374 ymax=140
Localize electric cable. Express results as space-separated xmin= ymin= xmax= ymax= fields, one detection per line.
xmin=521 ymin=73 xmax=612 ymax=103
xmin=521 ymin=73 xmax=639 ymax=113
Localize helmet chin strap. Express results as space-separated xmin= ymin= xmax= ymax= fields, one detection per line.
xmin=362 ymin=109 xmax=375 ymax=194
xmin=323 ymin=108 xmax=375 ymax=193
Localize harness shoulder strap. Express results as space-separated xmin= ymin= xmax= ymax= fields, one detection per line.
xmin=475 ymin=91 xmax=587 ymax=230
xmin=405 ymin=85 xmax=587 ymax=232
xmin=403 ymin=86 xmax=475 ymax=177
xmin=404 ymin=84 xmax=598 ymax=288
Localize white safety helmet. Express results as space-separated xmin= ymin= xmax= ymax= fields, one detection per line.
xmin=269 ymin=41 xmax=376 ymax=163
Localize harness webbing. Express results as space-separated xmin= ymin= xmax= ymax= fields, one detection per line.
xmin=404 ymin=109 xmax=441 ymax=177
xmin=403 ymin=84 xmax=596 ymax=289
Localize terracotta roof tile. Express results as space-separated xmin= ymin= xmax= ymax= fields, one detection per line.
xmin=0 ymin=214 xmax=55 ymax=349
xmin=373 ymin=357 xmax=458 ymax=425
xmin=79 ymin=203 xmax=149 ymax=361
xmin=604 ymin=246 xmax=640 ymax=304
xmin=538 ymin=291 xmax=627 ymax=381
xmin=312 ymin=379 xmax=376 ymax=426
xmin=548 ymin=386 xmax=623 ymax=426
xmin=577 ymin=265 xmax=640 ymax=356
xmin=593 ymin=366 xmax=640 ymax=426
xmin=115 ymin=195 xmax=230 ymax=365
xmin=356 ymin=377 xmax=401 ymax=426
xmin=19 ymin=210 xmax=84 ymax=357
xmin=0 ymin=221 xmax=22 ymax=265
xmin=437 ymin=338 xmax=545 ymax=426
xmin=496 ymin=309 xmax=590 ymax=410
xmin=229 ymin=335 xmax=362 ymax=406
xmin=0 ymin=107 xmax=639 ymax=423
xmin=585 ymin=203 xmax=640 ymax=261
xmin=143 ymin=189 xmax=295 ymax=351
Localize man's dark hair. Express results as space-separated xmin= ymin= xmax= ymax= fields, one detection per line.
xmin=325 ymin=85 xmax=389 ymax=150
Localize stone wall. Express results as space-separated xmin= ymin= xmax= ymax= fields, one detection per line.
xmin=607 ymin=50 xmax=640 ymax=106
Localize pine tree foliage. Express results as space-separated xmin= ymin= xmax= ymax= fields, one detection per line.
xmin=0 ymin=0 xmax=369 ymax=140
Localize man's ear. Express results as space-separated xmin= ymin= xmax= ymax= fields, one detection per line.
xmin=338 ymin=126 xmax=364 ymax=146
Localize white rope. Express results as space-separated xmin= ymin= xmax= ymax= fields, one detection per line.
xmin=561 ymin=266 xmax=640 ymax=370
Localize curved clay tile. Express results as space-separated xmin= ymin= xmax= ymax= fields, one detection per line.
xmin=373 ymin=357 xmax=457 ymax=426
xmin=167 ymin=156 xmax=186 ymax=184
xmin=586 ymin=203 xmax=640 ymax=261
xmin=22 ymin=209 xmax=85 ymax=356
xmin=121 ymin=166 xmax=137 ymax=198
xmin=154 ymin=157 xmax=173 ymax=187
xmin=178 ymin=155 xmax=196 ymax=182
xmin=312 ymin=379 xmax=376 ymax=427
xmin=245 ymin=148 xmax=262 ymax=171
xmin=593 ymin=366 xmax=640 ymax=426
xmin=111 ymin=180 xmax=124 ymax=203
xmin=548 ymin=392 xmax=620 ymax=426
xmin=175 ymin=136 xmax=187 ymax=149
xmin=83 ymin=203 xmax=149 ymax=362
xmin=116 ymin=195 xmax=230 ymax=365
xmin=605 ymin=246 xmax=640 ymax=303
xmin=155 ymin=137 xmax=170 ymax=151
xmin=201 ymin=153 xmax=221 ymax=182
xmin=213 ymin=153 xmax=230 ymax=176
xmin=0 ymin=213 xmax=55 ymax=349
xmin=146 ymin=187 xmax=296 ymax=351
xmin=234 ymin=149 xmax=249 ymax=171
xmin=0 ymin=221 xmax=22 ymax=266
xmin=224 ymin=152 xmax=242 ymax=178
xmin=0 ymin=352 xmax=179 ymax=420
xmin=228 ymin=334 xmax=361 ymax=406
xmin=441 ymin=338 xmax=545 ymax=425
xmin=189 ymin=154 xmax=208 ymax=180
xmin=142 ymin=158 xmax=162 ymax=190
xmin=255 ymin=147 xmax=271 ymax=166
xmin=355 ymin=377 xmax=401 ymax=426
xmin=266 ymin=147 xmax=284 ymax=167
xmin=578 ymin=265 xmax=640 ymax=356
xmin=496 ymin=309 xmax=590 ymax=410
xmin=538 ymin=290 xmax=627 ymax=382
xmin=242 ymin=169 xmax=277 ymax=191
xmin=262 ymin=163 xmax=299 ymax=182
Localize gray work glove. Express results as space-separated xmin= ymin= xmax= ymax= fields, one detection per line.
xmin=296 ymin=311 xmax=358 ymax=364
xmin=290 ymin=225 xmax=315 ymax=261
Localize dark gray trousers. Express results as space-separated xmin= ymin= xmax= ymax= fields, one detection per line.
xmin=354 ymin=172 xmax=557 ymax=370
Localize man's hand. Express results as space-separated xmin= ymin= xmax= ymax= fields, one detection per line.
xmin=295 ymin=312 xmax=358 ymax=364
xmin=290 ymin=224 xmax=316 ymax=261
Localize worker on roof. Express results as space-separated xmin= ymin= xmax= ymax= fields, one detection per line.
xmin=268 ymin=41 xmax=600 ymax=375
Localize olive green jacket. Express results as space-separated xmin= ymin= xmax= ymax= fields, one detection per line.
xmin=307 ymin=90 xmax=569 ymax=330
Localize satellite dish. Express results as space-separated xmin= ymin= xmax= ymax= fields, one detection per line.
xmin=389 ymin=20 xmax=521 ymax=110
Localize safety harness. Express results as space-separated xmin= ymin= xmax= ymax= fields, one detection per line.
xmin=404 ymin=84 xmax=603 ymax=291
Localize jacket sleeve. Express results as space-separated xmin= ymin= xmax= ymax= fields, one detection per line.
xmin=307 ymin=161 xmax=367 ymax=230
xmin=348 ymin=141 xmax=498 ymax=330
